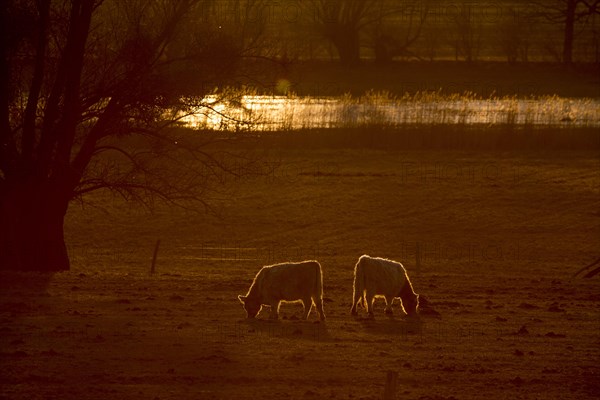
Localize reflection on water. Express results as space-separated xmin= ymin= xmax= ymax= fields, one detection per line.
xmin=179 ymin=94 xmax=600 ymax=131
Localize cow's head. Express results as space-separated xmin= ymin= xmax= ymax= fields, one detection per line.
xmin=399 ymin=278 xmax=420 ymax=317
xmin=403 ymin=293 xmax=420 ymax=317
xmin=238 ymin=295 xmax=261 ymax=318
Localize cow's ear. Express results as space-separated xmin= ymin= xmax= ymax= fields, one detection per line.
xmin=238 ymin=295 xmax=247 ymax=304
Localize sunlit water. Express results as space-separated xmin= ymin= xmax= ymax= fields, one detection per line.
xmin=179 ymin=95 xmax=600 ymax=131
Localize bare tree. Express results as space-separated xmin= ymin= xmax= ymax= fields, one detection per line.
xmin=421 ymin=24 xmax=441 ymax=62
xmin=532 ymin=0 xmax=600 ymax=64
xmin=496 ymin=7 xmax=534 ymax=64
xmin=298 ymin=0 xmax=422 ymax=65
xmin=302 ymin=0 xmax=375 ymax=65
xmin=451 ymin=2 xmax=483 ymax=63
xmin=370 ymin=2 xmax=429 ymax=63
xmin=0 ymin=0 xmax=260 ymax=272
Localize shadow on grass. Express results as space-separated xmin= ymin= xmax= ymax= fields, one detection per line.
xmin=239 ymin=318 xmax=331 ymax=342
xmin=0 ymin=272 xmax=55 ymax=357
xmin=0 ymin=271 xmax=54 ymax=299
xmin=354 ymin=314 xmax=425 ymax=338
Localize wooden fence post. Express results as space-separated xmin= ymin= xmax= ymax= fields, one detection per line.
xmin=150 ymin=239 xmax=161 ymax=275
xmin=383 ymin=370 xmax=398 ymax=400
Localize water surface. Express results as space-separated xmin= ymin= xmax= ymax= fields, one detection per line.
xmin=180 ymin=94 xmax=600 ymax=131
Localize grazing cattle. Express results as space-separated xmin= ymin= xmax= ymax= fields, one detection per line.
xmin=350 ymin=255 xmax=419 ymax=317
xmin=238 ymin=260 xmax=326 ymax=321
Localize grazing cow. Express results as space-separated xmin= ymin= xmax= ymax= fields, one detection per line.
xmin=350 ymin=255 xmax=419 ymax=317
xmin=238 ymin=260 xmax=326 ymax=321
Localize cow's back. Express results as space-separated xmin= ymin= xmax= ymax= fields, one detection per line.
xmin=359 ymin=255 xmax=407 ymax=296
xmin=260 ymin=260 xmax=322 ymax=301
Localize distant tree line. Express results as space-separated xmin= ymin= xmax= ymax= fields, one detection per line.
xmin=227 ymin=0 xmax=599 ymax=65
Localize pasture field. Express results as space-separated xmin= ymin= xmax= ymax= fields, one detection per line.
xmin=1 ymin=128 xmax=600 ymax=399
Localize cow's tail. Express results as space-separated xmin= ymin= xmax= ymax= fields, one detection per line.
xmin=353 ymin=256 xmax=367 ymax=310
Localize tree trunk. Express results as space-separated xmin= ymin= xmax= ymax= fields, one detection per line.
xmin=563 ymin=0 xmax=576 ymax=64
xmin=374 ymin=35 xmax=394 ymax=64
xmin=332 ymin=28 xmax=361 ymax=66
xmin=0 ymin=181 xmax=71 ymax=272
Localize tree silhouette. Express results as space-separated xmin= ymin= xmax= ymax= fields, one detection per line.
xmin=451 ymin=2 xmax=483 ymax=63
xmin=496 ymin=7 xmax=535 ymax=64
xmin=0 ymin=0 xmax=256 ymax=272
xmin=533 ymin=0 xmax=600 ymax=64
xmin=300 ymin=0 xmax=423 ymax=65
xmin=370 ymin=2 xmax=428 ymax=63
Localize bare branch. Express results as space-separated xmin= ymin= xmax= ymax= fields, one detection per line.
xmin=0 ymin=4 xmax=16 ymax=177
xmin=22 ymin=0 xmax=50 ymax=162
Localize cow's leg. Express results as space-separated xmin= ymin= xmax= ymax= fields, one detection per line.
xmin=350 ymin=299 xmax=358 ymax=315
xmin=269 ymin=301 xmax=280 ymax=320
xmin=351 ymin=288 xmax=361 ymax=315
xmin=314 ymin=296 xmax=326 ymax=321
xmin=384 ymin=296 xmax=394 ymax=315
xmin=301 ymin=298 xmax=312 ymax=320
xmin=365 ymin=290 xmax=375 ymax=317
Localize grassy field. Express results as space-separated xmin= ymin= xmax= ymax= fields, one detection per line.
xmin=1 ymin=128 xmax=600 ymax=399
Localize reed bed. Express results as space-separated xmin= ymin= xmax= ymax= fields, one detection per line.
xmin=177 ymin=89 xmax=600 ymax=132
